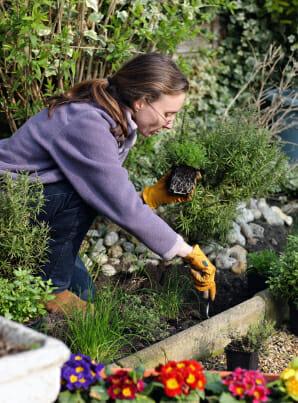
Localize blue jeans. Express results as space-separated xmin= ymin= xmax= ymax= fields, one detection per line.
xmin=37 ymin=180 xmax=97 ymax=301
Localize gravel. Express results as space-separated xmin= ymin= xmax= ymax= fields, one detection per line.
xmin=201 ymin=326 xmax=298 ymax=374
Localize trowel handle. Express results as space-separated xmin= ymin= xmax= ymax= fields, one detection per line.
xmin=202 ymin=290 xmax=209 ymax=300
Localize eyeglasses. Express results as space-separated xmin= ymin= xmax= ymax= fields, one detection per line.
xmin=147 ymin=102 xmax=173 ymax=127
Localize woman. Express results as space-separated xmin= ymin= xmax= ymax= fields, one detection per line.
xmin=0 ymin=53 xmax=216 ymax=314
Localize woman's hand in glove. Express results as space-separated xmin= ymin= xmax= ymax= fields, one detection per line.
xmin=184 ymin=244 xmax=217 ymax=300
xmin=142 ymin=172 xmax=200 ymax=209
xmin=190 ymin=268 xmax=216 ymax=301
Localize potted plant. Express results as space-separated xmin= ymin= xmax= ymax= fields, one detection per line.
xmin=247 ymin=250 xmax=279 ymax=295
xmin=267 ymin=234 xmax=298 ymax=336
xmin=159 ymin=139 xmax=207 ymax=197
xmin=224 ymin=319 xmax=275 ymax=371
xmin=58 ymin=353 xmax=295 ymax=402
xmin=0 ymin=316 xmax=70 ymax=402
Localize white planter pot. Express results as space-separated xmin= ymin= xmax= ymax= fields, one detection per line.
xmin=0 ymin=316 xmax=70 ymax=403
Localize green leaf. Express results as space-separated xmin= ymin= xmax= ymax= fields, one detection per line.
xmin=86 ymin=0 xmax=98 ymax=12
xmin=83 ymin=29 xmax=98 ymax=41
xmin=135 ymin=396 xmax=156 ymax=402
xmin=58 ymin=390 xmax=85 ymax=403
xmin=88 ymin=12 xmax=104 ymax=23
xmin=104 ymin=365 xmax=114 ymax=376
xmin=89 ymin=385 xmax=109 ymax=401
xmin=205 ymin=371 xmax=226 ymax=394
xmin=219 ymin=392 xmax=240 ymax=403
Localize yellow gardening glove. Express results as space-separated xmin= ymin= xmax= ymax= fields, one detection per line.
xmin=190 ymin=269 xmax=216 ymax=301
xmin=184 ymin=245 xmax=217 ymax=301
xmin=142 ymin=172 xmax=199 ymax=209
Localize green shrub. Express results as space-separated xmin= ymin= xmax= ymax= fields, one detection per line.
xmin=160 ymin=112 xmax=288 ymax=243
xmin=0 ymin=269 xmax=53 ymax=323
xmin=0 ymin=0 xmax=232 ymax=133
xmin=268 ymin=234 xmax=298 ymax=307
xmin=216 ymin=0 xmax=298 ymax=104
xmin=0 ymin=173 xmax=54 ymax=322
xmin=0 ymin=173 xmax=50 ymax=279
xmin=247 ymin=250 xmax=279 ymax=276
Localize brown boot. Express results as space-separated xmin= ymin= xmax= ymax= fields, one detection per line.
xmin=45 ymin=290 xmax=89 ymax=315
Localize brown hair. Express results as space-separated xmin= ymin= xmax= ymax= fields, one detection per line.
xmin=47 ymin=53 xmax=189 ymax=144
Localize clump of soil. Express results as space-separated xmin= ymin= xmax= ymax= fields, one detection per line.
xmin=167 ymin=165 xmax=198 ymax=196
xmin=0 ymin=334 xmax=30 ymax=357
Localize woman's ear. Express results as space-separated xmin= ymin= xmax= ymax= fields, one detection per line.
xmin=132 ymin=99 xmax=145 ymax=112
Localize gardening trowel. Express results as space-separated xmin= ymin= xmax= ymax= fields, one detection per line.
xmin=201 ymin=290 xmax=210 ymax=319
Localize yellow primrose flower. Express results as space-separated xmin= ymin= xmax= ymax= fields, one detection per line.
xmin=281 ymin=368 xmax=296 ymax=381
xmin=286 ymin=377 xmax=298 ymax=401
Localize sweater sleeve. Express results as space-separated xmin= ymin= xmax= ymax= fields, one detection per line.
xmin=49 ymin=110 xmax=181 ymax=258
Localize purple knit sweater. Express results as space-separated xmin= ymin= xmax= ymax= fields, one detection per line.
xmin=0 ymin=102 xmax=189 ymax=258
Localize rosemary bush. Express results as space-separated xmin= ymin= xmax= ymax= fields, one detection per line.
xmin=0 ymin=173 xmax=54 ymax=322
xmin=0 ymin=173 xmax=49 ymax=278
xmin=160 ymin=111 xmax=288 ymax=243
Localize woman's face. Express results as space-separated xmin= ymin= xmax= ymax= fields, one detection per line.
xmin=132 ymin=92 xmax=186 ymax=137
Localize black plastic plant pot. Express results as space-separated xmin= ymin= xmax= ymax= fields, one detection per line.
xmin=167 ymin=165 xmax=198 ymax=196
xmin=288 ymin=300 xmax=298 ymax=336
xmin=247 ymin=272 xmax=267 ymax=295
xmin=225 ymin=348 xmax=259 ymax=371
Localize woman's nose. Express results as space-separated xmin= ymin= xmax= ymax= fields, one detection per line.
xmin=162 ymin=121 xmax=174 ymax=129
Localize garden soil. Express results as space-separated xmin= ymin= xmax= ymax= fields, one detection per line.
xmin=0 ymin=335 xmax=29 ymax=357
xmin=43 ymin=210 xmax=297 ymax=361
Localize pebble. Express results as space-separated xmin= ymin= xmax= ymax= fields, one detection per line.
xmin=87 ymin=229 xmax=101 ymax=238
xmin=145 ymin=258 xmax=159 ymax=267
xmin=108 ymin=258 xmax=121 ymax=266
xmin=135 ymin=243 xmax=148 ymax=254
xmin=101 ymin=264 xmax=117 ymax=276
xmin=93 ymin=239 xmax=106 ymax=253
xmin=122 ymin=252 xmax=138 ymax=265
xmin=94 ymin=223 xmax=107 ymax=237
xmin=127 ymin=265 xmax=140 ymax=273
xmin=108 ymin=244 xmax=123 ymax=258
xmin=122 ymin=241 xmax=135 ymax=253
xmin=104 ymin=231 xmax=119 ymax=247
xmin=90 ymin=252 xmax=108 ymax=265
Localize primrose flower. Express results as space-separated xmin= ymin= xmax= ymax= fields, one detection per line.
xmin=107 ymin=369 xmax=144 ymax=400
xmin=61 ymin=353 xmax=104 ymax=392
xmin=285 ymin=376 xmax=298 ymax=401
xmin=155 ymin=359 xmax=206 ymax=398
xmin=278 ymin=358 xmax=298 ymax=401
xmin=223 ymin=368 xmax=269 ymax=403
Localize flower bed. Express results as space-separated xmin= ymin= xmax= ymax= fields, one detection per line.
xmin=58 ymin=353 xmax=298 ymax=402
